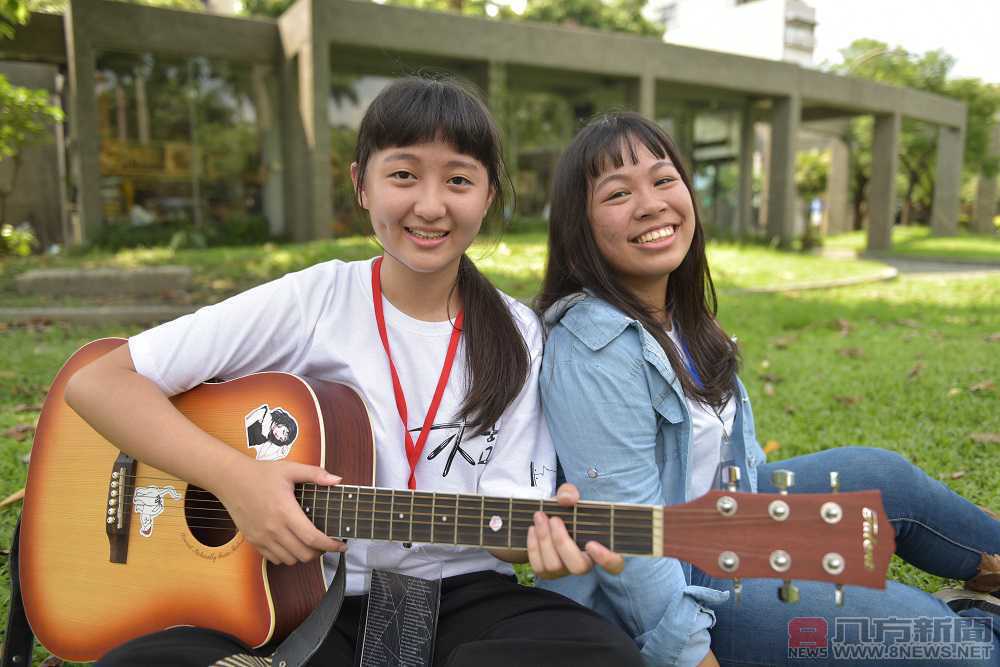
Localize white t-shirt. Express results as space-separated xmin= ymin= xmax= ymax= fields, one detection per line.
xmin=129 ymin=257 xmax=556 ymax=595
xmin=666 ymin=328 xmax=736 ymax=499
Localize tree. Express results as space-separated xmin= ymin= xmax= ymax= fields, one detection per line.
xmin=834 ymin=39 xmax=1000 ymax=230
xmin=1 ymin=0 xmax=29 ymax=38
xmin=0 ymin=73 xmax=63 ymax=225
xmin=520 ymin=0 xmax=663 ymax=37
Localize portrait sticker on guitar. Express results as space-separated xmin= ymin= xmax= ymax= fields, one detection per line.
xmin=134 ymin=485 xmax=180 ymax=537
xmin=245 ymin=404 xmax=299 ymax=461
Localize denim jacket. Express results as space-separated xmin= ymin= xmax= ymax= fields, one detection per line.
xmin=537 ymin=293 xmax=767 ymax=667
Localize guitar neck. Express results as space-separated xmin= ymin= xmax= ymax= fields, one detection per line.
xmin=294 ymin=484 xmax=660 ymax=556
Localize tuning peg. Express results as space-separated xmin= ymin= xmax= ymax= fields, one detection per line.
xmin=732 ymin=578 xmax=742 ymax=606
xmin=778 ymin=580 xmax=800 ymax=603
xmin=723 ymin=465 xmax=741 ymax=492
xmin=835 ymin=584 xmax=845 ymax=607
xmin=771 ymin=469 xmax=795 ymax=495
xmin=830 ymin=471 xmax=840 ymax=493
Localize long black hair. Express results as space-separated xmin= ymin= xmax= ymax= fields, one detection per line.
xmin=536 ymin=112 xmax=739 ymax=409
xmin=353 ymin=76 xmax=528 ymax=434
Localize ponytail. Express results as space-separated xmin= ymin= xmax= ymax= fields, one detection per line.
xmin=455 ymin=254 xmax=530 ymax=435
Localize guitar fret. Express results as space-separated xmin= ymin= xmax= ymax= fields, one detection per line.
xmin=430 ymin=492 xmax=438 ymax=544
xmin=372 ymin=488 xmax=392 ymax=541
xmin=410 ymin=492 xmax=434 ymax=543
xmin=455 ymin=495 xmax=482 ymax=547
xmin=507 ymin=497 xmax=513 ymax=549
xmin=479 ymin=496 xmax=485 ymax=547
xmin=389 ymin=489 xmax=395 ymax=541
xmin=338 ymin=486 xmax=345 ymax=538
xmin=610 ymin=504 xmax=615 ymax=552
xmin=408 ymin=491 xmax=414 ymax=543
xmin=323 ymin=484 xmax=331 ymax=537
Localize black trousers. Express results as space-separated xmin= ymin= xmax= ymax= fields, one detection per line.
xmin=97 ymin=571 xmax=644 ymax=667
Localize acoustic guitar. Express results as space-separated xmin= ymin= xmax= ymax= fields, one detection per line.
xmin=19 ymin=338 xmax=894 ymax=661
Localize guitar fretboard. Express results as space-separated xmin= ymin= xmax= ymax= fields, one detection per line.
xmin=294 ymin=484 xmax=655 ymax=555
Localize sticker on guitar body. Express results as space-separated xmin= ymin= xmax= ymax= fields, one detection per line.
xmin=245 ymin=404 xmax=299 ymax=461
xmin=134 ymin=485 xmax=180 ymax=537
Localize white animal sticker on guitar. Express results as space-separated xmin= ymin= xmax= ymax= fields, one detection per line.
xmin=133 ymin=485 xmax=180 ymax=537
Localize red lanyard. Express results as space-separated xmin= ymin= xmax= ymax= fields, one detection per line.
xmin=371 ymin=256 xmax=464 ymax=490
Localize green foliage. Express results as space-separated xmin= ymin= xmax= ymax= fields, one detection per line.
xmin=0 ymin=74 xmax=62 ymax=161
xmin=833 ymin=39 xmax=1000 ymax=229
xmin=521 ymin=0 xmax=663 ymax=37
xmin=0 ymin=222 xmax=36 ymax=256
xmin=0 ymin=0 xmax=29 ymax=38
xmin=90 ymin=215 xmax=273 ymax=252
xmin=795 ymin=149 xmax=829 ymax=200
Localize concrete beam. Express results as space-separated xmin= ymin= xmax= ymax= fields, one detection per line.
xmin=867 ymin=113 xmax=900 ymax=252
xmin=767 ymin=95 xmax=800 ymax=247
xmin=972 ymin=119 xmax=998 ymax=235
xmin=0 ymin=12 xmax=66 ymax=64
xmin=83 ymin=0 xmax=278 ymax=64
xmin=930 ymin=124 xmax=965 ymax=236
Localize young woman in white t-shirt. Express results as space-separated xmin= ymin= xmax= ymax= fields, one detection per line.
xmin=65 ymin=77 xmax=641 ymax=667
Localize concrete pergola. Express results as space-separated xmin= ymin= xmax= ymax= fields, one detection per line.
xmin=2 ymin=0 xmax=968 ymax=249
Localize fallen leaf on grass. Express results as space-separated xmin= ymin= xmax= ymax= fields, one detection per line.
xmin=986 ymin=333 xmax=1000 ymax=343
xmin=897 ymin=318 xmax=922 ymax=329
xmin=13 ymin=403 xmax=42 ymax=413
xmin=971 ymin=433 xmax=1000 ymax=444
xmin=834 ymin=319 xmax=853 ymax=336
xmin=837 ymin=347 xmax=865 ymax=359
xmin=760 ymin=359 xmax=771 ymax=369
xmin=763 ymin=383 xmax=776 ymax=397
xmin=834 ymin=395 xmax=862 ymax=407
xmin=3 ymin=424 xmax=35 ymax=441
xmin=969 ymin=380 xmax=996 ymax=393
xmin=40 ymin=655 xmax=64 ymax=667
xmin=758 ymin=373 xmax=782 ymax=384
xmin=784 ymin=404 xmax=797 ymax=415
xmin=0 ymin=488 xmax=24 ymax=508
xmin=950 ymin=470 xmax=967 ymax=480
xmin=764 ymin=440 xmax=781 ymax=455
xmin=907 ymin=362 xmax=926 ymax=380
xmin=770 ymin=335 xmax=797 ymax=349
xmin=948 ymin=387 xmax=962 ymax=397
xmin=0 ymin=370 xmax=15 ymax=379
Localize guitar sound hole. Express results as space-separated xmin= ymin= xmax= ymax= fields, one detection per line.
xmin=185 ymin=485 xmax=238 ymax=547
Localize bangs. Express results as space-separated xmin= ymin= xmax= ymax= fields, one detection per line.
xmin=361 ymin=78 xmax=499 ymax=174
xmin=582 ymin=116 xmax=672 ymax=184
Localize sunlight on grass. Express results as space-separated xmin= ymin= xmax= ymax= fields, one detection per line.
xmin=827 ymin=227 xmax=1000 ymax=263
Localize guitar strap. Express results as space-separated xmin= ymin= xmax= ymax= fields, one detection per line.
xmin=2 ymin=514 xmax=35 ymax=667
xmin=270 ymin=551 xmax=347 ymax=667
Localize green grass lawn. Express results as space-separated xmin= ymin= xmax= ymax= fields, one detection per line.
xmin=827 ymin=226 xmax=1000 ymax=264
xmin=2 ymin=237 xmax=998 ymax=664
xmin=1 ymin=231 xmax=895 ymax=308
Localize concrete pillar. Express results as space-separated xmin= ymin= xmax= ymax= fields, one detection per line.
xmin=972 ymin=119 xmax=999 ymax=235
xmin=639 ymin=73 xmax=655 ymax=121
xmin=766 ymin=94 xmax=800 ymax=247
xmin=825 ymin=136 xmax=849 ymax=235
xmin=65 ymin=0 xmax=102 ymax=244
xmin=737 ymin=102 xmax=754 ymax=236
xmin=930 ymin=124 xmax=965 ymax=236
xmin=253 ymin=64 xmax=285 ymax=237
xmin=867 ymin=113 xmax=900 ymax=252
xmin=278 ymin=0 xmax=332 ymax=241
xmin=487 ymin=60 xmax=517 ymax=179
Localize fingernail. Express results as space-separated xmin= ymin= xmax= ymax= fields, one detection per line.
xmin=328 ymin=474 xmax=342 ymax=483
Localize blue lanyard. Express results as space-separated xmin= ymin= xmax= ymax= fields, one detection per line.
xmin=674 ymin=329 xmax=704 ymax=390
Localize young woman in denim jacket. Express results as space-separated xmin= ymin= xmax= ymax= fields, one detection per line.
xmin=534 ymin=112 xmax=1000 ymax=667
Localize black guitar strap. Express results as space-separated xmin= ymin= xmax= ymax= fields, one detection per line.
xmin=269 ymin=551 xmax=347 ymax=667
xmin=3 ymin=514 xmax=35 ymax=667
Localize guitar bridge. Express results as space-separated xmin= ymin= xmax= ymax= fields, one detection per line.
xmin=106 ymin=452 xmax=137 ymax=564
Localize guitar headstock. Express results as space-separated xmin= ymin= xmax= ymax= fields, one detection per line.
xmin=663 ymin=487 xmax=893 ymax=593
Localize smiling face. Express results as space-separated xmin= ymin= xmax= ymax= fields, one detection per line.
xmin=352 ymin=139 xmax=494 ymax=281
xmin=271 ymin=423 xmax=290 ymax=443
xmin=587 ymin=139 xmax=696 ymax=308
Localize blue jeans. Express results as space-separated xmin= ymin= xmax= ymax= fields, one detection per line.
xmin=691 ymin=447 xmax=1000 ymax=666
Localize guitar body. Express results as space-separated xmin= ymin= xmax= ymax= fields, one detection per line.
xmin=20 ymin=339 xmax=376 ymax=662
